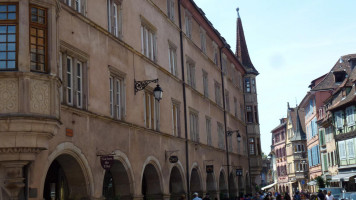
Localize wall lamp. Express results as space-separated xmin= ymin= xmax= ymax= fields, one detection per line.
xmin=134 ymin=78 xmax=163 ymax=101
xmin=226 ymin=130 xmax=241 ymax=142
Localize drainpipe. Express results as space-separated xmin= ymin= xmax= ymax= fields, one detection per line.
xmin=219 ymin=46 xmax=231 ymax=197
xmin=178 ymin=1 xmax=191 ymax=199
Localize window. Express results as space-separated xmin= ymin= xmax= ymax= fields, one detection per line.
xmin=200 ymin=27 xmax=206 ymax=53
xmin=335 ymin=111 xmax=344 ymax=129
xmin=347 ymin=139 xmax=355 ymax=158
xmin=206 ymin=117 xmax=211 ymax=146
xmin=167 ymin=0 xmax=174 ymax=21
xmin=221 ymin=55 xmax=227 ymax=75
xmin=61 ymin=54 xmax=87 ymax=109
xmin=203 ymin=70 xmax=208 ymax=97
xmin=319 ymin=129 xmax=325 ymax=146
xmin=339 ymin=141 xmax=346 ymax=160
xmin=214 ymin=81 xmax=221 ymax=106
xmin=108 ymin=0 xmax=122 ymax=37
xmin=0 ymin=3 xmax=16 ymax=70
xmin=246 ymin=106 xmax=253 ymax=123
xmin=323 ymin=154 xmax=328 ymax=171
xmin=141 ymin=23 xmax=156 ymax=61
xmin=245 ymin=77 xmax=251 ymax=93
xmin=145 ymin=91 xmax=160 ymax=130
xmin=30 ymin=5 xmax=47 ymax=72
xmin=254 ymin=106 xmax=259 ymax=123
xmin=251 ymin=78 xmax=256 ymax=93
xmin=168 ymin=44 xmax=177 ymax=76
xmin=190 ymin=111 xmax=199 ymax=142
xmin=110 ymin=75 xmax=125 ymax=120
xmin=218 ymin=122 xmax=224 ymax=149
xmin=346 ymin=106 xmax=355 ymax=127
xmin=61 ymin=0 xmax=86 ymax=14
xmin=187 ymin=61 xmax=196 ymax=88
xmin=240 ymin=104 xmax=244 ymax=121
xmin=234 ymin=97 xmax=238 ymax=117
xmin=172 ymin=101 xmax=180 ymax=136
xmin=185 ymin=10 xmax=192 ymax=38
xmin=249 ymin=138 xmax=255 ymax=155
xmin=212 ymin=42 xmax=218 ymax=65
xmin=225 ymin=90 xmax=230 ymax=112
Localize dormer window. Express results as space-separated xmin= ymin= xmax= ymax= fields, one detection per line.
xmin=333 ymin=71 xmax=346 ymax=83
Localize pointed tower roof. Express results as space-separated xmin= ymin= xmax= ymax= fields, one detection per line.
xmin=290 ymin=106 xmax=306 ymax=141
xmin=235 ymin=8 xmax=259 ymax=75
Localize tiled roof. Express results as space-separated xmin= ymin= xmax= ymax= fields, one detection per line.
xmin=311 ymin=54 xmax=356 ymax=91
xmin=271 ymin=122 xmax=286 ymax=133
xmin=235 ymin=9 xmax=258 ymax=75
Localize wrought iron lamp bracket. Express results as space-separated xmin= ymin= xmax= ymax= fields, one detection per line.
xmin=134 ymin=79 xmax=158 ymax=94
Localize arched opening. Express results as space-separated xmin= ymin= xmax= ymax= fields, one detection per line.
xmin=206 ymin=173 xmax=216 ymax=199
xmin=43 ymin=154 xmax=89 ymax=200
xmin=190 ymin=168 xmax=202 ymax=196
xmin=219 ymin=171 xmax=227 ymax=199
xmin=229 ymin=173 xmax=237 ymax=198
xmin=103 ymin=160 xmax=132 ymax=200
xmin=142 ymin=164 xmax=162 ymax=199
xmin=238 ymin=175 xmax=244 ymax=196
xmin=169 ymin=166 xmax=184 ymax=198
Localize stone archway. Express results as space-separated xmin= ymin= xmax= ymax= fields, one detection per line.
xmin=169 ymin=166 xmax=185 ymax=198
xmin=190 ymin=168 xmax=202 ymax=196
xmin=43 ymin=154 xmax=89 ymax=200
xmin=142 ymin=164 xmax=162 ymax=199
xmin=219 ymin=171 xmax=228 ymax=199
xmin=103 ymin=160 xmax=132 ymax=200
xmin=206 ymin=172 xmax=217 ymax=199
xmin=229 ymin=172 xmax=237 ymax=198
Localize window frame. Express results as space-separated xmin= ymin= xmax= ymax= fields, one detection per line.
xmin=168 ymin=43 xmax=177 ymax=76
xmin=109 ymin=75 xmax=125 ymax=120
xmin=167 ymin=0 xmax=174 ymax=21
xmin=0 ymin=2 xmax=18 ymax=71
xmin=249 ymin=137 xmax=255 ymax=155
xmin=202 ymin=70 xmax=208 ymax=98
xmin=144 ymin=91 xmax=159 ymax=130
xmin=107 ymin=0 xmax=122 ymax=37
xmin=184 ymin=10 xmax=192 ymax=39
xmin=141 ymin=22 xmax=157 ymax=62
xmin=172 ymin=100 xmax=180 ymax=137
xmin=206 ymin=117 xmax=211 ymax=146
xmin=214 ymin=81 xmax=221 ymax=106
xmin=190 ymin=111 xmax=199 ymax=142
xmin=187 ymin=61 xmax=196 ymax=88
xmin=29 ymin=4 xmax=48 ymax=73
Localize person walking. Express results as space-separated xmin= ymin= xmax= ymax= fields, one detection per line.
xmin=284 ymin=192 xmax=291 ymax=200
xmin=325 ymin=191 xmax=334 ymax=200
xmin=317 ymin=190 xmax=325 ymax=200
xmin=193 ymin=192 xmax=202 ymax=200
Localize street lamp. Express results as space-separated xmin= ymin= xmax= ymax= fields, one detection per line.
xmin=227 ymin=130 xmax=240 ymax=142
xmin=134 ymin=78 xmax=163 ymax=101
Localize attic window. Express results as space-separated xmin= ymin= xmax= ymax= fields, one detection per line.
xmin=339 ymin=57 xmax=343 ymax=63
xmin=333 ymin=71 xmax=346 ymax=83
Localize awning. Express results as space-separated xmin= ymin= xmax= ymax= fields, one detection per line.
xmin=261 ymin=182 xmax=277 ymax=190
xmin=307 ymin=180 xmax=317 ymax=186
xmin=330 ymin=173 xmax=356 ymax=182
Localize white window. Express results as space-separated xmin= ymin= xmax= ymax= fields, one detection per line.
xmin=347 ymin=139 xmax=355 ymax=158
xmin=212 ymin=42 xmax=218 ymax=65
xmin=168 ymin=44 xmax=177 ymax=76
xmin=167 ymin=0 xmax=174 ymax=21
xmin=187 ymin=61 xmax=196 ymax=88
xmin=76 ymin=61 xmax=83 ymax=108
xmin=185 ymin=10 xmax=192 ymax=38
xmin=172 ymin=101 xmax=180 ymax=136
xmin=145 ymin=91 xmax=160 ymax=130
xmin=339 ymin=141 xmax=346 ymax=159
xmin=190 ymin=111 xmax=199 ymax=142
xmin=200 ymin=27 xmax=206 ymax=53
xmin=249 ymin=138 xmax=255 ymax=155
xmin=75 ymin=0 xmax=81 ymax=12
xmin=110 ymin=76 xmax=125 ymax=120
xmin=141 ymin=24 xmax=156 ymax=61
xmin=206 ymin=117 xmax=211 ymax=146
xmin=218 ymin=122 xmax=224 ymax=149
xmin=66 ymin=56 xmax=73 ymax=105
xmin=222 ymin=55 xmax=227 ymax=75
xmin=215 ymin=81 xmax=221 ymax=106
xmin=203 ymin=70 xmax=208 ymax=97
xmin=346 ymin=107 xmax=355 ymax=127
xmin=335 ymin=111 xmax=344 ymax=129
xmin=108 ymin=0 xmax=122 ymax=37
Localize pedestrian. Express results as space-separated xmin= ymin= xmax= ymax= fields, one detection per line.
xmin=180 ymin=194 xmax=186 ymax=200
xmin=284 ymin=192 xmax=291 ymax=200
xmin=203 ymin=193 xmax=211 ymax=200
xmin=293 ymin=191 xmax=301 ymax=200
xmin=325 ymin=191 xmax=334 ymax=200
xmin=276 ymin=194 xmax=282 ymax=200
xmin=317 ymin=190 xmax=325 ymax=200
xmin=193 ymin=192 xmax=202 ymax=200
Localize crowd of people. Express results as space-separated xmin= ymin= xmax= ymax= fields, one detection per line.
xmin=179 ymin=189 xmax=335 ymax=200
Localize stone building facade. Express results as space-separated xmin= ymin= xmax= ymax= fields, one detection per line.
xmin=0 ymin=0 xmax=261 ymax=200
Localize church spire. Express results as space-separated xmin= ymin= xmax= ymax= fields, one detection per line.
xmin=235 ymin=7 xmax=258 ymax=75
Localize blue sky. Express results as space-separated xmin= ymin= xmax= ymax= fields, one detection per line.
xmin=194 ymin=0 xmax=356 ymax=154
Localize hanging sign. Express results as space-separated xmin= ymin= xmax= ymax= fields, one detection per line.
xmin=100 ymin=155 xmax=114 ymax=170
xmin=236 ymin=169 xmax=243 ymax=176
xmin=169 ymin=155 xmax=179 ymax=163
xmin=206 ymin=165 xmax=214 ymax=173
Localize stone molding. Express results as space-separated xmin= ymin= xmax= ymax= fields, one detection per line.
xmin=0 ymin=147 xmax=44 ymax=154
